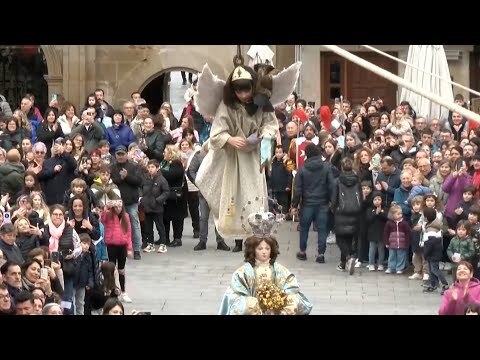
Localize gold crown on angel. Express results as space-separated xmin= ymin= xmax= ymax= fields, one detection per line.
xmin=240 ymin=197 xmax=285 ymax=237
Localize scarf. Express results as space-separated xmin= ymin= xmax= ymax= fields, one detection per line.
xmin=186 ymin=102 xmax=192 ymax=116
xmin=22 ymin=276 xmax=36 ymax=292
xmin=48 ymin=220 xmax=65 ymax=252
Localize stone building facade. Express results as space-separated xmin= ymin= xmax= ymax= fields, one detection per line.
xmin=35 ymin=45 xmax=477 ymax=113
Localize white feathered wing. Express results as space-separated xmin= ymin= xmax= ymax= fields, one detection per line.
xmin=195 ymin=63 xmax=226 ymax=118
xmin=270 ymin=61 xmax=302 ymax=107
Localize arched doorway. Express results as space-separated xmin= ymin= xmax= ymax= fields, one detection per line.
xmin=0 ymin=45 xmax=48 ymax=114
xmin=141 ymin=68 xmax=198 ymax=118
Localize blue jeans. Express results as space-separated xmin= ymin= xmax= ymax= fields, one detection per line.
xmin=428 ymin=260 xmax=448 ymax=288
xmin=125 ymin=203 xmax=142 ymax=252
xmin=368 ymin=241 xmax=385 ymax=266
xmin=299 ymin=206 xmax=328 ymax=255
xmin=387 ymin=248 xmax=407 ymax=272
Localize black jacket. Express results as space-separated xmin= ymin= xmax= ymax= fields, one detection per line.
xmin=269 ymin=157 xmax=292 ymax=192
xmin=365 ymin=205 xmax=388 ymax=243
xmin=110 ymin=161 xmax=143 ymax=206
xmin=332 ymin=172 xmax=362 ymax=236
xmin=376 ymin=168 xmax=401 ymax=208
xmin=38 ymin=153 xmax=77 ymax=206
xmin=0 ymin=240 xmax=24 ymax=265
xmin=141 ymin=172 xmax=170 ymax=213
xmin=143 ymin=130 xmax=169 ymax=162
xmin=292 ymin=156 xmax=336 ymax=208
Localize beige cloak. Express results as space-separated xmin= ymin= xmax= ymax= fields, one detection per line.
xmin=196 ymin=101 xmax=278 ymax=239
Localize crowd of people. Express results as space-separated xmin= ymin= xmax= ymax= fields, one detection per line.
xmin=0 ymin=79 xmax=229 ymax=315
xmin=272 ymin=92 xmax=480 ymax=314
xmin=1 ymin=60 xmax=480 ymax=315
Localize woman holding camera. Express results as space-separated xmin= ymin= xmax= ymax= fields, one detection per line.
xmin=41 ymin=204 xmax=82 ymax=315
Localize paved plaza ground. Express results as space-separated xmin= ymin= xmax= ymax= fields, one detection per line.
xmin=123 ymin=218 xmax=443 ymax=315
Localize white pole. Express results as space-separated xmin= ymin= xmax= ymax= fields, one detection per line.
xmin=361 ymin=45 xmax=480 ymax=98
xmin=322 ymin=45 xmax=480 ymax=124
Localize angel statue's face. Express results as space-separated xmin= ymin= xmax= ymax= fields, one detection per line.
xmin=234 ymin=88 xmax=253 ymax=105
xmin=255 ymin=240 xmax=271 ymax=263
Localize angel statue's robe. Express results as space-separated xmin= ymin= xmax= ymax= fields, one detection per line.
xmin=196 ymin=101 xmax=278 ymax=239
xmin=218 ymin=261 xmax=313 ymax=315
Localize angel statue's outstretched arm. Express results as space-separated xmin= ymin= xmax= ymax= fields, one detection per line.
xmin=195 ymin=63 xmax=226 ymax=119
xmin=270 ymin=62 xmax=302 ymax=108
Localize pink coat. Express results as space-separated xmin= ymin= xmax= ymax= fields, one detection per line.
xmin=439 ymin=278 xmax=480 ymax=315
xmin=101 ymin=210 xmax=132 ymax=251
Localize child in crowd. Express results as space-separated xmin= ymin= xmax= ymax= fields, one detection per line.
xmin=365 ymin=191 xmax=387 ymax=271
xmin=447 ymin=220 xmax=475 ymax=282
xmin=383 ymin=204 xmax=411 ymax=274
xmin=90 ymin=165 xmax=121 ymax=209
xmin=422 ymin=207 xmax=449 ymax=294
xmin=357 ymin=180 xmax=374 ymax=268
xmin=455 ymin=185 xmax=475 ymax=222
xmin=468 ymin=204 xmax=480 ymax=279
xmin=73 ymin=233 xmax=95 ymax=315
xmin=409 ymin=195 xmax=427 ymax=280
xmin=406 ymin=171 xmax=432 ymax=205
xmin=141 ymin=160 xmax=170 ymax=253
xmin=64 ymin=178 xmax=99 ymax=213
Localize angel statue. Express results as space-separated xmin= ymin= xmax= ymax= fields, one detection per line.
xmin=195 ymin=54 xmax=301 ymax=253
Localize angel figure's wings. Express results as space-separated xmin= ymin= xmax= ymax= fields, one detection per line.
xmin=195 ymin=63 xmax=226 ymax=118
xmin=270 ymin=62 xmax=302 ymax=108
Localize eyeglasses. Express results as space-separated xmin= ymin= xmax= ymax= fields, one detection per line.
xmin=35 ymin=151 xmax=45 ymax=155
xmin=52 ymin=212 xmax=64 ymax=217
xmin=0 ymin=294 xmax=10 ymax=300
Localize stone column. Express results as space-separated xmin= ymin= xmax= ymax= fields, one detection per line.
xmin=43 ymin=75 xmax=63 ymax=100
xmin=62 ymin=45 xmax=87 ymax=110
xmin=300 ymin=45 xmax=320 ymax=105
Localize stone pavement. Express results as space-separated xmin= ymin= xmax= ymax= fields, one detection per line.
xmin=123 ymin=218 xmax=444 ymax=315
xmin=169 ymin=71 xmax=196 ymax=121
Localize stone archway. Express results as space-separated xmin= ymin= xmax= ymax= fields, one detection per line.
xmin=112 ymin=46 xmax=232 ymax=109
xmin=40 ymin=45 xmax=63 ymax=100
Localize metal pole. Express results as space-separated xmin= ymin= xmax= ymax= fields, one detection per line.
xmin=322 ymin=45 xmax=480 ymax=124
xmin=361 ymin=45 xmax=480 ymax=98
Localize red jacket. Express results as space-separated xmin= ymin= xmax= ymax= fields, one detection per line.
xmin=101 ymin=210 xmax=132 ymax=251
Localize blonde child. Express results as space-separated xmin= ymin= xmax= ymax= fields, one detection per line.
xmin=383 ymin=204 xmax=411 ymax=274
xmin=31 ymin=191 xmax=50 ymax=223
xmin=406 ymin=171 xmax=432 ymax=205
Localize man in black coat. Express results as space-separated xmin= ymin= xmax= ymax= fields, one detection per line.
xmin=291 ymin=143 xmax=336 ymax=264
xmin=110 ymin=145 xmax=143 ymax=260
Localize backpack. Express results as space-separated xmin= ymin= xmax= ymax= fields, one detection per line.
xmin=336 ymin=181 xmax=361 ymax=215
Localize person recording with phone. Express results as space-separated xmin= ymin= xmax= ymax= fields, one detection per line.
xmin=36 ymin=107 xmax=64 ymax=158
xmin=38 ymin=137 xmax=77 ymax=206
xmin=41 ymin=204 xmax=82 ymax=315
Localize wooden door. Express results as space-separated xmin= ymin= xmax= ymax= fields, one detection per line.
xmin=347 ymin=52 xmax=398 ymax=110
xmin=321 ymin=51 xmax=398 ymax=110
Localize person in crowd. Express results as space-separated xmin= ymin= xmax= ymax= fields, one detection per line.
xmin=439 ymin=261 xmax=480 ymax=315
